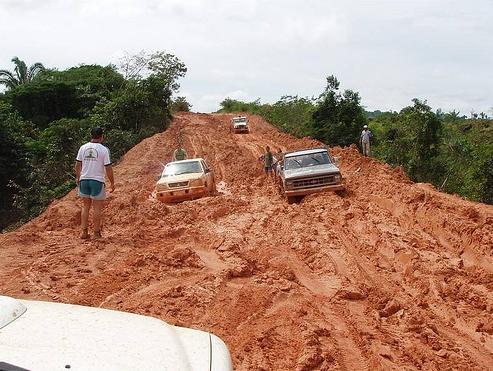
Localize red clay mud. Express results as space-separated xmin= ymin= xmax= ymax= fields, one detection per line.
xmin=1 ymin=113 xmax=492 ymax=370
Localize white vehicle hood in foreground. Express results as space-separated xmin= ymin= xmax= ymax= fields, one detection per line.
xmin=0 ymin=296 xmax=232 ymax=371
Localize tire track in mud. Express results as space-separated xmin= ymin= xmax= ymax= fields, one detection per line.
xmin=0 ymin=112 xmax=492 ymax=370
xmin=225 ymin=120 xmax=388 ymax=369
xmin=322 ymin=196 xmax=493 ymax=368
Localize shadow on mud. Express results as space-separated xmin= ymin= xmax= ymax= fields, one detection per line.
xmin=286 ymin=187 xmax=351 ymax=204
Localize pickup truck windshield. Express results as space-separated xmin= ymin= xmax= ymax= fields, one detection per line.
xmin=163 ymin=161 xmax=203 ymax=177
xmin=233 ymin=118 xmax=247 ymax=124
xmin=284 ymin=152 xmax=331 ymax=170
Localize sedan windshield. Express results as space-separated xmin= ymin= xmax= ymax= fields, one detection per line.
xmin=284 ymin=152 xmax=331 ymax=170
xmin=162 ymin=161 xmax=203 ymax=177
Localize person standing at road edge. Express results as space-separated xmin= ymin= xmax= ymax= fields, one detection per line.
xmin=75 ymin=127 xmax=115 ymax=239
xmin=360 ymin=125 xmax=372 ymax=157
xmin=259 ymin=146 xmax=275 ymax=178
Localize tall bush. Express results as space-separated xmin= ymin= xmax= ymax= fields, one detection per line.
xmin=311 ymin=76 xmax=367 ymax=146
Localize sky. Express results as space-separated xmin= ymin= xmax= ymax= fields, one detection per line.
xmin=1 ymin=0 xmax=492 ymax=114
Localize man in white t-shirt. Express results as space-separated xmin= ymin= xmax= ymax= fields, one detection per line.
xmin=360 ymin=125 xmax=372 ymax=157
xmin=75 ymin=127 xmax=115 ymax=239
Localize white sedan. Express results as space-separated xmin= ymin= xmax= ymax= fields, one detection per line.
xmin=155 ymin=158 xmax=216 ymax=203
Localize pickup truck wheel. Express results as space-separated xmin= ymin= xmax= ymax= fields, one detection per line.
xmin=277 ymin=186 xmax=284 ymax=196
xmin=209 ymin=177 xmax=217 ymax=196
xmin=287 ymin=195 xmax=303 ymax=204
xmin=336 ymin=188 xmax=347 ymax=197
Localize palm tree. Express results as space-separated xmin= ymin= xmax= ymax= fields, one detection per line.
xmin=0 ymin=57 xmax=45 ymax=90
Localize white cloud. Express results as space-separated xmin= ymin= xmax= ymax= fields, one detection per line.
xmin=184 ymin=89 xmax=255 ymax=113
xmin=0 ymin=0 xmax=492 ymax=114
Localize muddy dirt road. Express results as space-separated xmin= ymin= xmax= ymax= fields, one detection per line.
xmin=1 ymin=113 xmax=492 ymax=370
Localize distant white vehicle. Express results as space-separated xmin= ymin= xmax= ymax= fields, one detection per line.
xmin=230 ymin=116 xmax=249 ymax=134
xmin=0 ymin=296 xmax=233 ymax=371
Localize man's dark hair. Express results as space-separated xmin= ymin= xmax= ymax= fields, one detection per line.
xmin=91 ymin=127 xmax=104 ymax=139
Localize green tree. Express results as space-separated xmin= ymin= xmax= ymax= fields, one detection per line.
xmin=0 ymin=103 xmax=35 ymax=228
xmin=219 ymin=98 xmax=248 ymax=112
xmin=93 ymin=75 xmax=171 ymax=133
xmin=3 ymin=65 xmax=126 ymax=128
xmin=118 ymin=50 xmax=187 ymax=92
xmin=311 ymin=75 xmax=367 ymax=146
xmin=0 ymin=57 xmax=45 ymax=90
xmin=39 ymin=65 xmax=125 ymax=116
xmin=218 ymin=98 xmax=262 ymax=114
xmin=260 ymin=96 xmax=316 ymax=138
xmin=479 ymin=156 xmax=493 ymax=204
xmin=442 ymin=110 xmax=462 ymax=124
xmin=171 ymin=96 xmax=192 ymax=112
xmin=401 ymin=99 xmax=443 ymax=182
xmin=438 ymin=118 xmax=493 ymax=202
xmin=372 ymin=99 xmax=443 ymax=183
xmin=11 ymin=118 xmax=91 ymax=220
xmin=5 ymin=81 xmax=81 ymax=128
xmin=147 ymin=51 xmax=187 ymax=92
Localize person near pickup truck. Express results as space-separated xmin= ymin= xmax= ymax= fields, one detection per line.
xmin=360 ymin=125 xmax=372 ymax=157
xmin=259 ymin=146 xmax=275 ymax=178
xmin=272 ymin=148 xmax=283 ymax=175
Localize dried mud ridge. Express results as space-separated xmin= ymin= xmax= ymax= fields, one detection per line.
xmin=1 ymin=113 xmax=493 ymax=370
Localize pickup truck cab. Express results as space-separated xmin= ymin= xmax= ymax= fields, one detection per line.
xmin=156 ymin=158 xmax=216 ymax=203
xmin=230 ymin=116 xmax=249 ymax=133
xmin=277 ymin=148 xmax=344 ymax=203
xmin=0 ymin=295 xmax=233 ymax=371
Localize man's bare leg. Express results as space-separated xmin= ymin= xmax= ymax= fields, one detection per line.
xmin=92 ymin=199 xmax=104 ymax=238
xmin=81 ymin=198 xmax=91 ymax=239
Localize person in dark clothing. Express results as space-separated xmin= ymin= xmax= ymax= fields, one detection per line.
xmin=259 ymin=146 xmax=275 ymax=178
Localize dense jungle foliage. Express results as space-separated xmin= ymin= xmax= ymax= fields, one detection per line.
xmin=0 ymin=53 xmax=187 ymax=230
xmin=218 ymin=76 xmax=493 ymax=205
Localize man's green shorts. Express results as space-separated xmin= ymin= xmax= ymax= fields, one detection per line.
xmin=79 ymin=179 xmax=106 ymax=200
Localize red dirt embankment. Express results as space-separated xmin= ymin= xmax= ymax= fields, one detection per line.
xmin=1 ymin=113 xmax=492 ymax=370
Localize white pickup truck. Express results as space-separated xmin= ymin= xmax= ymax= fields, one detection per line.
xmin=0 ymin=296 xmax=232 ymax=371
xmin=230 ymin=116 xmax=249 ymax=134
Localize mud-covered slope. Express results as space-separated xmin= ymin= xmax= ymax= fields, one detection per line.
xmin=1 ymin=113 xmax=492 ymax=370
